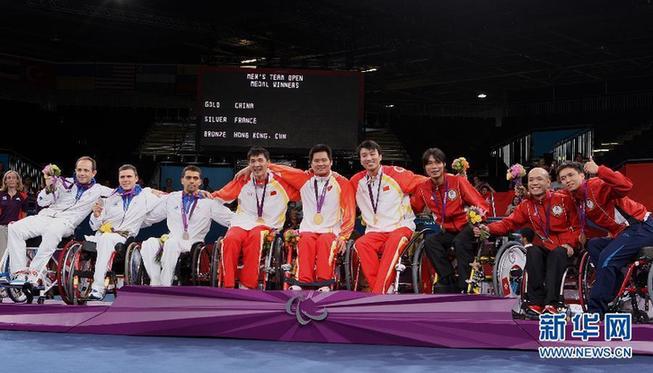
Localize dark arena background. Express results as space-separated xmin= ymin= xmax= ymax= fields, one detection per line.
xmin=1 ymin=1 xmax=653 ymax=371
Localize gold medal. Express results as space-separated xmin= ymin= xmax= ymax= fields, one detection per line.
xmin=256 ymin=217 xmax=265 ymax=225
xmin=183 ymin=231 xmax=189 ymax=240
xmin=314 ymin=213 xmax=323 ymax=225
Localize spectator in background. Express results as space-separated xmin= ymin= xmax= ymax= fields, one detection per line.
xmin=574 ymin=152 xmax=584 ymax=163
xmin=201 ymin=177 xmax=213 ymax=192
xmin=0 ymin=171 xmax=28 ymax=271
xmin=163 ymin=177 xmax=174 ymax=193
xmin=21 ymin=175 xmax=38 ymax=216
xmin=504 ymin=195 xmax=522 ymax=216
xmin=472 ymin=175 xmax=482 ymax=190
xmin=283 ymin=202 xmax=302 ymax=231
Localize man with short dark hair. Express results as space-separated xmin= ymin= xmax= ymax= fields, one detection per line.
xmin=557 ymin=158 xmax=653 ymax=315
xmin=266 ymin=144 xmax=356 ymax=291
xmin=411 ymin=148 xmax=489 ymax=293
xmin=85 ymin=164 xmax=161 ymax=299
xmin=8 ymin=156 xmax=113 ymax=285
xmin=140 ymin=165 xmax=233 ymax=286
xmin=350 ymin=140 xmax=426 ymax=293
xmin=480 ymin=167 xmax=580 ymax=317
xmin=212 ymin=147 xmax=299 ymax=289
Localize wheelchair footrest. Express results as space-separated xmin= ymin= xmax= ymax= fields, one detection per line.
xmin=285 ymin=278 xmax=335 ymax=288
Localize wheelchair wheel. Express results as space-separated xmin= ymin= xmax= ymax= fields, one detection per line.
xmin=264 ymin=236 xmax=284 ymax=290
xmin=210 ymin=238 xmax=223 ymax=287
xmin=493 ymin=241 xmax=526 ymax=298
xmin=331 ymin=240 xmax=352 ymax=290
xmin=124 ymin=242 xmax=149 ymax=285
xmin=63 ymin=242 xmax=94 ymax=305
xmin=1 ymin=256 xmax=26 ymax=303
xmin=57 ymin=242 xmax=82 ymax=305
xmin=648 ymin=260 xmax=653 ymax=305
xmin=578 ymin=251 xmax=595 ymax=311
xmin=411 ymin=242 xmax=437 ymax=294
xmin=191 ymin=243 xmax=212 ymax=285
xmin=344 ymin=242 xmax=362 ymax=291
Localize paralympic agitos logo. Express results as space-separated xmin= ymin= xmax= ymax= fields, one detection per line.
xmin=285 ymin=295 xmax=328 ymax=325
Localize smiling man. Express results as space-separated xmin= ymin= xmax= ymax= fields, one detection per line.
xmin=140 ymin=165 xmax=233 ymax=286
xmin=8 ymin=156 xmax=114 ymax=285
xmin=350 ymin=140 xmax=426 ymax=294
xmin=480 ymin=167 xmax=580 ymax=317
xmin=556 ymin=158 xmax=653 ymax=316
xmin=264 ymin=144 xmax=356 ymax=291
xmin=85 ymin=164 xmax=161 ymax=299
xmin=211 ymin=146 xmax=299 ymax=289
xmin=411 ymin=148 xmax=489 ymax=293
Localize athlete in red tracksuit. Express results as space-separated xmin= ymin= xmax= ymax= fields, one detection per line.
xmin=411 ymin=148 xmax=489 ymax=293
xmin=557 ymin=159 xmax=653 ymax=315
xmin=481 ymin=167 xmax=580 ymax=316
xmin=268 ymin=144 xmax=356 ymax=291
xmin=350 ymin=140 xmax=426 ymax=294
xmin=211 ymin=147 xmax=299 ymax=289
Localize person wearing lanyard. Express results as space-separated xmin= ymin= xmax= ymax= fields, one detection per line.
xmin=256 ymin=144 xmax=356 ymax=291
xmin=86 ymin=164 xmax=162 ymax=299
xmin=411 ymin=148 xmax=489 ymax=293
xmin=478 ymin=168 xmax=580 ymax=317
xmin=0 ymin=171 xmax=28 ymax=276
xmin=8 ymin=156 xmax=113 ymax=286
xmin=140 ymin=165 xmax=233 ymax=286
xmin=349 ymin=140 xmax=426 ymax=294
xmin=557 ymin=159 xmax=653 ymax=316
xmin=211 ymin=147 xmax=299 ymax=289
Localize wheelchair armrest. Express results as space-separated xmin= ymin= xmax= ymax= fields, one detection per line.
xmin=81 ymin=241 xmax=98 ymax=253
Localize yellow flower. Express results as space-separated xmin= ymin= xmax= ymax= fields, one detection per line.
xmin=99 ymin=222 xmax=112 ymax=234
xmin=159 ymin=234 xmax=169 ymax=244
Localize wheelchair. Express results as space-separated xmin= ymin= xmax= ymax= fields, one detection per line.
xmin=277 ymin=235 xmax=349 ymax=291
xmin=0 ymin=236 xmax=75 ymax=304
xmin=579 ymin=246 xmax=653 ymax=323
xmin=56 ymin=238 xmax=133 ymax=304
xmin=511 ymin=247 xmax=585 ymax=319
xmin=123 ymin=238 xmax=214 ymax=286
xmin=492 ymin=238 xmax=527 ymax=298
xmin=344 ymin=228 xmax=431 ymax=293
xmin=209 ymin=231 xmax=286 ymax=290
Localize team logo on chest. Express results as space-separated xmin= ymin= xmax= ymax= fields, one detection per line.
xmin=552 ymin=204 xmax=564 ymax=217
xmin=585 ymin=199 xmax=594 ymax=210
xmin=447 ymin=189 xmax=457 ymax=201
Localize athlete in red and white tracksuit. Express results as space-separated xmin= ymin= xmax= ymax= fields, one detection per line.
xmin=350 ymin=160 xmax=426 ymax=294
xmin=212 ymin=156 xmax=299 ymax=289
xmin=269 ymin=159 xmax=356 ymax=289
xmin=557 ymin=160 xmax=652 ymax=315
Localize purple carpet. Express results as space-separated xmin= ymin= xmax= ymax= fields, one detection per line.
xmin=0 ymin=286 xmax=651 ymax=354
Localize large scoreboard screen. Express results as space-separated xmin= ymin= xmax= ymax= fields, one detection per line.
xmin=198 ymin=67 xmax=362 ymax=151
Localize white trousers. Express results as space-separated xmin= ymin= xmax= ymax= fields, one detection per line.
xmin=8 ymin=215 xmax=74 ymax=274
xmin=87 ymin=232 xmax=126 ymax=292
xmin=141 ymin=236 xmax=191 ymax=286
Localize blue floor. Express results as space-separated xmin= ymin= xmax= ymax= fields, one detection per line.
xmin=1 ymin=331 xmax=651 ymax=372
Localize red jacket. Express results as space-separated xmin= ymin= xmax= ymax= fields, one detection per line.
xmin=488 ymin=190 xmax=580 ymax=251
xmin=411 ymin=174 xmax=490 ymax=233
xmin=566 ymin=165 xmax=649 ymax=238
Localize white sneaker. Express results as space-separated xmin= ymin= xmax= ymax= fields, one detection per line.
xmin=289 ymin=285 xmax=302 ymax=291
xmin=386 ymin=284 xmax=396 ymax=294
xmin=317 ymin=286 xmax=330 ymax=292
xmin=87 ymin=289 xmax=105 ymax=301
xmin=238 ymin=283 xmax=250 ymax=290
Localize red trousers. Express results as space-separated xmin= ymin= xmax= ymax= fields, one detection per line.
xmin=354 ymin=227 xmax=413 ymax=293
xmin=221 ymin=226 xmax=269 ymax=289
xmin=296 ymin=232 xmax=337 ymax=284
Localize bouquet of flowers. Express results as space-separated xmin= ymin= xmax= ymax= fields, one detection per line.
xmin=262 ymin=229 xmax=277 ymax=254
xmin=466 ymin=206 xmax=489 ymax=240
xmin=283 ymin=229 xmax=300 ymax=249
xmin=99 ymin=222 xmax=113 ymax=234
xmin=506 ymin=163 xmax=526 ymax=186
xmin=451 ymin=157 xmax=470 ymax=176
xmin=42 ymin=163 xmax=62 ymax=177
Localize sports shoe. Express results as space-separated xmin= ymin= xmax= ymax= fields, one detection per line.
xmin=289 ymin=285 xmax=302 ymax=291
xmin=87 ymin=289 xmax=105 ymax=301
xmin=523 ymin=304 xmax=544 ymax=320
xmin=317 ymin=286 xmax=330 ymax=292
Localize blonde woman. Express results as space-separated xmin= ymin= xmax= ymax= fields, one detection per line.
xmin=0 ymin=171 xmax=28 ymax=270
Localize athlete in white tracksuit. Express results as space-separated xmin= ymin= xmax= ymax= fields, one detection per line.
xmin=140 ymin=166 xmax=233 ymax=286
xmin=8 ymin=157 xmax=113 ymax=283
xmin=86 ymin=164 xmax=162 ymax=299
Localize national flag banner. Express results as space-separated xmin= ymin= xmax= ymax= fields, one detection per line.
xmin=95 ymin=63 xmax=135 ymax=90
